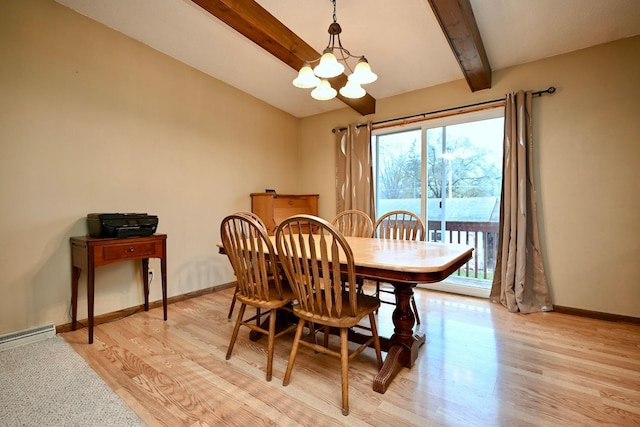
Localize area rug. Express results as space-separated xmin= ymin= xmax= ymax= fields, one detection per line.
xmin=0 ymin=335 xmax=144 ymax=427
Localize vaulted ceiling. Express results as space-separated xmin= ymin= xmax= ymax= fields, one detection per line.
xmin=55 ymin=0 xmax=640 ymax=118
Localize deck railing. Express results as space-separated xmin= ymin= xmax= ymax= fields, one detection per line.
xmin=427 ymin=220 xmax=499 ymax=280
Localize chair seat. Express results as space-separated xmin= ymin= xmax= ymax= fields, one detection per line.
xmin=236 ymin=286 xmax=295 ymax=310
xmin=292 ymin=291 xmax=379 ymax=329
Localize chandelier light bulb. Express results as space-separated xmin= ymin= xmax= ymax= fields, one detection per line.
xmin=292 ymin=62 xmax=320 ymax=88
xmin=339 ymin=80 xmax=366 ymax=99
xmin=313 ymin=50 xmax=344 ymax=78
xmin=349 ymin=57 xmax=378 ymax=85
xmin=311 ymin=79 xmax=337 ymax=100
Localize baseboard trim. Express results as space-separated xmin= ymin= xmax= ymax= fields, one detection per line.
xmin=56 ymin=282 xmax=236 ymax=334
xmin=553 ymin=305 xmax=640 ymax=325
xmin=55 ymin=282 xmax=639 ymax=333
xmin=419 ymin=282 xmax=639 ymax=325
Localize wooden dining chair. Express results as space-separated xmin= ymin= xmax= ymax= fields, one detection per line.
xmin=275 ymin=214 xmax=383 ymax=416
xmin=220 ymin=213 xmax=297 ymax=381
xmin=331 ymin=210 xmax=374 ymax=238
xmin=331 ymin=210 xmax=374 ymax=294
xmin=373 ymin=210 xmax=425 ymax=324
xmin=226 ymin=211 xmax=267 ymax=320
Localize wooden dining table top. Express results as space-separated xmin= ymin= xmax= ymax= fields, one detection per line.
xmin=335 ymin=236 xmax=473 ymax=276
xmin=278 ymin=235 xmax=473 ymax=283
xmin=219 ymin=235 xmax=474 ymax=285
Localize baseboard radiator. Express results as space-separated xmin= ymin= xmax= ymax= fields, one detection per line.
xmin=0 ymin=323 xmax=56 ymax=351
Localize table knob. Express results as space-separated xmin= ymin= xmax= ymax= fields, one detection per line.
xmin=129 ymin=247 xmax=134 ymax=252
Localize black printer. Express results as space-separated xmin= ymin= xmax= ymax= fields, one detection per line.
xmin=87 ymin=213 xmax=158 ymax=238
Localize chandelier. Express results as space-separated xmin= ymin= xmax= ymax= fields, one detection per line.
xmin=292 ymin=0 xmax=377 ymax=101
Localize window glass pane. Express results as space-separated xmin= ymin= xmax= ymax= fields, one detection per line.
xmin=426 ymin=118 xmax=503 ymax=210
xmin=374 ymin=129 xmax=422 ymax=218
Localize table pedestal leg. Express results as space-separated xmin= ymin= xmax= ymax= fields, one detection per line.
xmin=373 ymin=284 xmax=424 ymax=394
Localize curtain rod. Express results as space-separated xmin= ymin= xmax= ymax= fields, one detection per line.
xmin=331 ymin=86 xmax=556 ymax=133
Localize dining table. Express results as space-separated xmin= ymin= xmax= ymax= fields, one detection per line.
xmin=219 ymin=235 xmax=473 ymax=394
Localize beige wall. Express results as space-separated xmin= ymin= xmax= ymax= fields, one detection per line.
xmin=0 ymin=0 xmax=299 ymax=334
xmin=299 ymin=36 xmax=640 ymax=318
xmin=1 ymin=1 xmax=638 ymax=336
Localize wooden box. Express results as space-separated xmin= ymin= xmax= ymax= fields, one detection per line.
xmin=251 ymin=193 xmax=319 ymax=235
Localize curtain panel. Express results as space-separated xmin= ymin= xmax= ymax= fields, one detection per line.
xmin=490 ymin=90 xmax=553 ymax=314
xmin=335 ymin=122 xmax=375 ymax=218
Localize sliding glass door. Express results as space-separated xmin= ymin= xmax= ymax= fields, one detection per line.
xmin=373 ymin=108 xmax=504 ymax=295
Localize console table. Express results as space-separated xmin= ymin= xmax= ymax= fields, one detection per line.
xmin=70 ymin=234 xmax=167 ymax=343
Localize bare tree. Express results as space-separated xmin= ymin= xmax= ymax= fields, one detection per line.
xmin=379 ymin=134 xmax=500 ymax=199
xmin=377 ymin=139 xmax=421 ymax=199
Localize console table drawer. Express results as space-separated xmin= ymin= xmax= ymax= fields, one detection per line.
xmin=102 ymin=241 xmax=159 ymax=261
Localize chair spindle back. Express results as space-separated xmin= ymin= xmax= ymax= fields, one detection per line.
xmin=374 ymin=210 xmax=425 ymax=241
xmin=331 ymin=210 xmax=374 ymax=238
xmin=276 ymin=214 xmax=358 ymax=318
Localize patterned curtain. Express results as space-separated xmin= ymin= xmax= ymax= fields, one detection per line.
xmin=490 ymin=90 xmax=553 ymax=313
xmin=335 ymin=122 xmax=374 ymax=218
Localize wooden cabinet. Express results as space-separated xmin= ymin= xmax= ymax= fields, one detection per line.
xmin=251 ymin=193 xmax=319 ymax=235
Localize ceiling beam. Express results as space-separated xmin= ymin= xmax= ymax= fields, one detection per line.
xmin=191 ymin=0 xmax=376 ymax=116
xmin=427 ymin=0 xmax=492 ymax=91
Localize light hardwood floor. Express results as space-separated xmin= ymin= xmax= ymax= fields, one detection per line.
xmin=62 ymin=286 xmax=640 ymax=426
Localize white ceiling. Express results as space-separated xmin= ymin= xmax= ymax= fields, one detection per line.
xmin=55 ymin=0 xmax=640 ymax=118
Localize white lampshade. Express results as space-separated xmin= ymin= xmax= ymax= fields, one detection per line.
xmin=292 ymin=63 xmax=320 ymax=88
xmin=339 ymin=80 xmax=365 ymax=99
xmin=349 ymin=57 xmax=377 ymax=85
xmin=311 ymin=80 xmax=337 ymax=100
xmin=313 ymin=50 xmax=344 ymax=78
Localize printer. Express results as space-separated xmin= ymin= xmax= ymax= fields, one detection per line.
xmin=87 ymin=213 xmax=158 ymax=238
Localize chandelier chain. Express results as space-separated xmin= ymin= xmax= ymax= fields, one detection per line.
xmin=332 ymin=0 xmax=337 ymax=24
